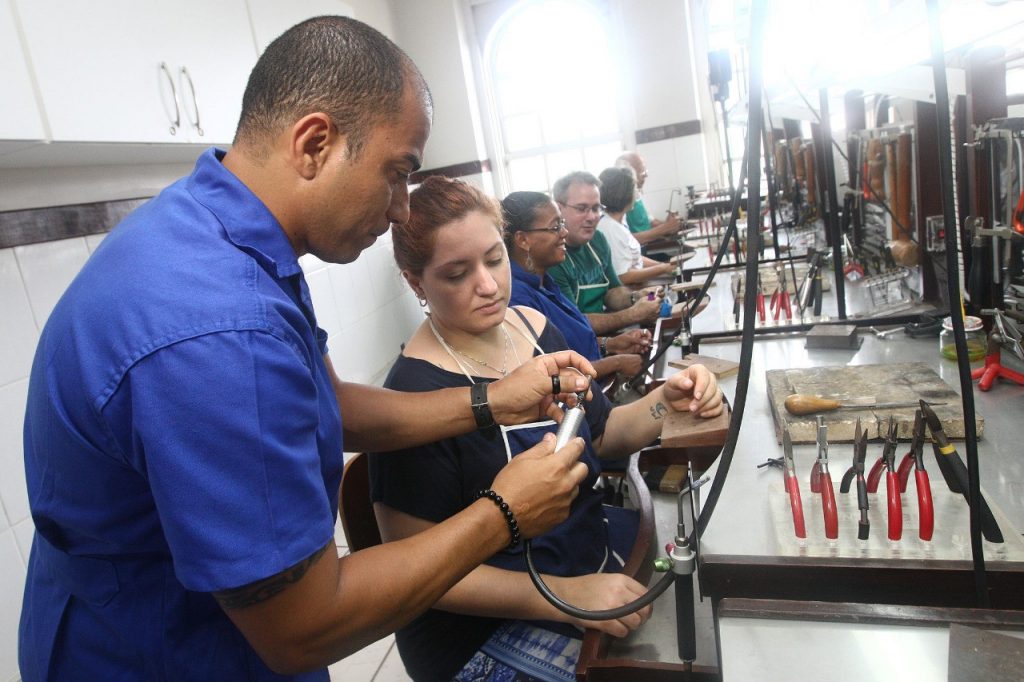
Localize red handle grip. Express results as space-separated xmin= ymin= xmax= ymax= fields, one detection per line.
xmin=820 ymin=474 xmax=838 ymax=539
xmin=866 ymin=458 xmax=884 ymax=493
xmin=756 ymin=293 xmax=766 ymax=322
xmin=916 ymin=469 xmax=934 ymax=541
xmin=897 ymin=452 xmax=914 ymax=493
xmin=785 ymin=472 xmax=807 ymax=539
xmin=886 ymin=471 xmax=903 ymax=541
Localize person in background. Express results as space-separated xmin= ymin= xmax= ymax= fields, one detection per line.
xmin=597 ymin=166 xmax=678 ymax=286
xmin=616 ymin=151 xmax=683 ymax=246
xmin=547 ymin=171 xmax=664 ymax=338
xmin=19 ymin=17 xmax=596 ymax=681
xmin=371 ymin=176 xmax=723 ymax=681
xmin=502 ymin=190 xmax=650 ymax=383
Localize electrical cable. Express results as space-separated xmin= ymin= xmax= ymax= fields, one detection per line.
xmin=925 ymin=0 xmax=989 ymax=607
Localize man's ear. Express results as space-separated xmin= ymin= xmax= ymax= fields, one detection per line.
xmin=288 ymin=113 xmax=343 ymax=180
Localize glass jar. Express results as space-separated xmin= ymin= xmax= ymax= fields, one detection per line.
xmin=940 ymin=315 xmax=986 ymax=362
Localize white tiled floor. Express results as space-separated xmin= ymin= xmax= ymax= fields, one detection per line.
xmin=328 ymin=521 xmax=412 ymax=682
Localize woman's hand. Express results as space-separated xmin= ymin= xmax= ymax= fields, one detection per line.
xmin=605 ymin=329 xmax=651 ymax=355
xmin=662 ymin=365 xmax=723 ymax=417
xmin=545 ymin=573 xmax=653 ymax=637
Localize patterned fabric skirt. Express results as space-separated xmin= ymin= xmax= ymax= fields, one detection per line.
xmin=452 ymin=620 xmax=581 ymax=682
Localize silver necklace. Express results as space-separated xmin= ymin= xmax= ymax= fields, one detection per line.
xmin=428 ymin=317 xmax=518 ymax=377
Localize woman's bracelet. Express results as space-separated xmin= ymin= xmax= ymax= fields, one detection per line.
xmin=598 ymin=337 xmax=608 ymax=355
xmin=474 ymin=489 xmax=521 ymax=548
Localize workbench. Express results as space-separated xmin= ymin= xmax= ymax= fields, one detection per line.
xmin=578 ymin=273 xmax=1024 ymax=679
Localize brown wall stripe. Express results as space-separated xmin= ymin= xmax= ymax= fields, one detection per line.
xmin=409 ymin=158 xmax=491 ymax=185
xmin=0 ymin=198 xmax=149 ymax=249
xmin=635 ymin=120 xmax=703 ymax=145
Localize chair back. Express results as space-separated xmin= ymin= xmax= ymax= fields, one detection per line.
xmin=338 ymin=453 xmax=382 ymax=551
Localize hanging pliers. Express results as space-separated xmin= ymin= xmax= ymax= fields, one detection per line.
xmin=839 ymin=420 xmax=870 ymax=540
xmin=882 ymin=416 xmax=903 ymax=540
xmin=920 ymin=400 xmax=1004 ymax=543
xmin=808 ymin=416 xmax=838 ymax=539
xmin=771 ymin=265 xmax=793 ymax=321
xmin=756 ymin=273 xmax=767 ymax=323
xmin=782 ymin=428 xmax=807 ymax=539
xmin=904 ymin=409 xmax=934 ymax=541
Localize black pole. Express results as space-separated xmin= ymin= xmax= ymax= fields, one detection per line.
xmin=925 ymin=0 xmax=988 ymax=607
xmin=819 ymin=88 xmax=847 ymax=319
xmin=761 ymin=118 xmax=781 ymax=258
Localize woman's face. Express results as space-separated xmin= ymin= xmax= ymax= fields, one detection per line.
xmin=412 ymin=210 xmax=510 ymax=335
xmin=521 ymin=201 xmax=567 ymax=271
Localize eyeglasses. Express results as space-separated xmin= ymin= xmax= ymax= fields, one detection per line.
xmin=558 ymin=202 xmax=605 ymax=216
xmin=520 ymin=218 xmax=567 ymax=234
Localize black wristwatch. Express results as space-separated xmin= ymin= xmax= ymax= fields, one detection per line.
xmin=470 ymin=381 xmax=497 ymax=432
xmin=599 ymin=337 xmax=608 ymax=355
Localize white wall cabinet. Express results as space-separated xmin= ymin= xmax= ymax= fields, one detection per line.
xmin=246 ymin=0 xmax=353 ymax=55
xmin=13 ymin=0 xmax=257 ymax=146
xmin=0 ymin=0 xmax=46 ymax=150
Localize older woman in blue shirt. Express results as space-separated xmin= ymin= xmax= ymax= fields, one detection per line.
xmin=503 ymin=191 xmax=650 ymax=382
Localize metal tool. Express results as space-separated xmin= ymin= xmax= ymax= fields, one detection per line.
xmin=910 ymin=409 xmax=934 ymax=541
xmin=554 ymin=370 xmax=589 ymax=450
xmin=882 ymin=416 xmax=903 ymax=540
xmin=783 ymin=394 xmax=940 ymax=416
xmin=919 ymin=400 xmax=1003 ymax=543
xmin=839 ymin=420 xmax=870 ymax=540
xmin=782 ymin=429 xmax=807 ymax=539
xmin=808 ymin=416 xmax=838 ymax=539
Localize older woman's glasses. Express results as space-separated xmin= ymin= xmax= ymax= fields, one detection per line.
xmin=520 ymin=218 xmax=567 ymax=234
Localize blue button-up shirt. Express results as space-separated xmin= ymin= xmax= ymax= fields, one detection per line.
xmin=509 ymin=260 xmax=601 ymax=361
xmin=20 ymin=148 xmax=341 ymax=681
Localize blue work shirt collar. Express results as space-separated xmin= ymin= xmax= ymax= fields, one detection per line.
xmin=510 ymin=259 xmax=558 ymax=295
xmin=187 ymin=148 xmax=303 ymax=280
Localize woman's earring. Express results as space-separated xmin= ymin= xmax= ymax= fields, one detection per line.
xmin=525 ymin=248 xmax=535 ymax=273
xmin=416 ymin=295 xmax=428 ymax=308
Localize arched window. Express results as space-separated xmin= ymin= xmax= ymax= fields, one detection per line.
xmin=482 ymin=0 xmax=625 ymax=193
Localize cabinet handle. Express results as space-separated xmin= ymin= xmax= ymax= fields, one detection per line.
xmin=159 ymin=62 xmax=181 ymax=135
xmin=179 ymin=66 xmax=204 ymax=137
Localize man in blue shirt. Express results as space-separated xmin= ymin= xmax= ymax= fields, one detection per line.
xmin=19 ymin=17 xmax=594 ymax=681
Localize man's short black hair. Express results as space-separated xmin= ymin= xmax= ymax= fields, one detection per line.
xmin=234 ymin=16 xmax=430 ymax=157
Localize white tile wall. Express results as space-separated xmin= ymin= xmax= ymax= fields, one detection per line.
xmin=0 ymin=251 xmax=37 ymax=387
xmin=0 ymin=381 xmax=30 ymax=530
xmin=14 ymin=238 xmax=90 ymax=330
xmin=0 ymin=530 xmax=26 ymax=682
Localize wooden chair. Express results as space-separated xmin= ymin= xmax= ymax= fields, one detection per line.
xmin=338 ymin=452 xmax=381 ymax=552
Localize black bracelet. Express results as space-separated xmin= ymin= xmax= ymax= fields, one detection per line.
xmin=470 ymin=381 xmax=496 ymax=430
xmin=474 ymin=489 xmax=521 ymax=549
xmin=599 ymin=337 xmax=608 ymax=355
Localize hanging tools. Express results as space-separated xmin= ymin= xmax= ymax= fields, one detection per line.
xmin=755 ymin=273 xmax=766 ymax=323
xmin=783 ymin=394 xmax=939 ymax=416
xmin=909 ymin=409 xmax=934 ymax=541
xmin=883 ymin=417 xmax=902 ymax=540
xmin=919 ymin=400 xmax=1004 ymax=543
xmin=782 ymin=429 xmax=807 ymax=539
xmin=770 ymin=265 xmax=793 ymax=322
xmin=839 ymin=420 xmax=870 ymax=540
xmin=808 ymin=416 xmax=838 ymax=539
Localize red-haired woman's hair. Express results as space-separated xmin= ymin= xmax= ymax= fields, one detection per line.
xmin=393 ymin=176 xmax=503 ymax=275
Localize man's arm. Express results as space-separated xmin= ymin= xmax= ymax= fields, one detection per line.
xmin=329 ymin=351 xmax=594 ymax=453
xmin=617 ymin=262 xmax=675 ymax=286
xmin=218 ymin=433 xmax=589 ymax=674
xmin=632 ymin=214 xmax=681 ymax=245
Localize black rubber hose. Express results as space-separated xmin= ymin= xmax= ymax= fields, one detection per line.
xmin=925 ymin=0 xmax=988 ymax=607
xmin=524 ymin=542 xmax=675 ymax=621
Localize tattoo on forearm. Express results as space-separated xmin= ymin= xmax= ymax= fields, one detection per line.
xmin=214 ymin=543 xmax=329 ymax=609
xmin=649 ymin=402 xmax=669 ymax=420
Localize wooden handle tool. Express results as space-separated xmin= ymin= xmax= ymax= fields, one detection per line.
xmin=784 ymin=394 xmax=932 ymax=416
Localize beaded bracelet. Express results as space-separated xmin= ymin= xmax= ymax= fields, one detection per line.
xmin=474 ymin=489 xmax=521 ymax=549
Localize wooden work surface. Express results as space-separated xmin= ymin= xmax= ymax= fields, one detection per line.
xmin=669 ymin=353 xmax=739 ymax=378
xmin=766 ymin=362 xmax=983 ymax=443
xmin=660 ymin=404 xmax=731 ymax=448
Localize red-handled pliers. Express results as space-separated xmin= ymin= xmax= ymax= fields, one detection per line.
xmin=882 ymin=416 xmax=902 ymax=541
xmin=839 ymin=420 xmax=870 ymax=540
xmin=909 ymin=409 xmax=934 ymax=541
xmin=782 ymin=429 xmax=806 ymax=539
xmin=811 ymin=416 xmax=839 ymax=539
xmin=756 ymin=274 xmax=766 ymax=323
